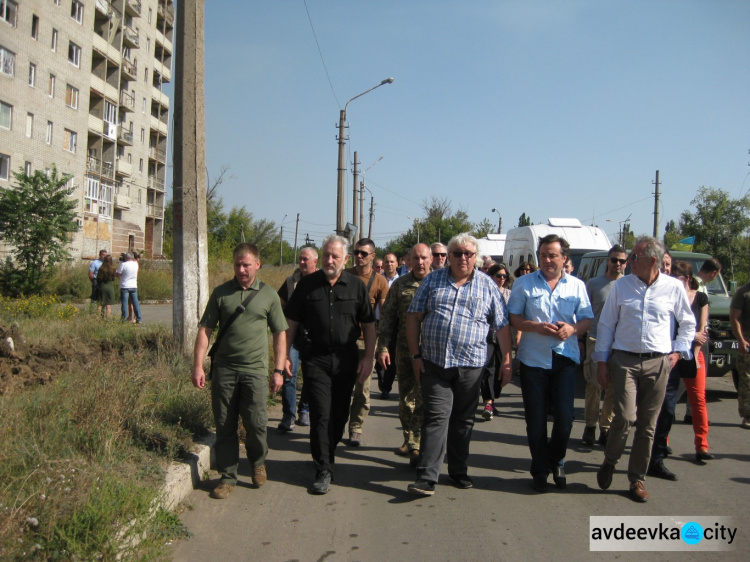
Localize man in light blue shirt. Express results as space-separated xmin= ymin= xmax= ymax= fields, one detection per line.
xmin=594 ymin=236 xmax=695 ymax=503
xmin=508 ymin=234 xmax=593 ymax=493
xmin=405 ymin=233 xmax=512 ymax=496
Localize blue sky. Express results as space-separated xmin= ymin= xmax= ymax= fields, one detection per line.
xmin=190 ymin=0 xmax=750 ymax=249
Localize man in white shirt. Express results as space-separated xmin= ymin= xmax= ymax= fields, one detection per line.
xmin=594 ymin=237 xmax=695 ymax=503
xmin=116 ymin=252 xmax=142 ymax=323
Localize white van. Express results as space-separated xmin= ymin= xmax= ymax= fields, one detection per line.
xmin=504 ymin=218 xmax=611 ymax=273
xmin=475 ymin=233 xmax=506 ymax=263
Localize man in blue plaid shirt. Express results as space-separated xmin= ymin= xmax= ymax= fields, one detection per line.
xmin=405 ymin=233 xmax=513 ymax=496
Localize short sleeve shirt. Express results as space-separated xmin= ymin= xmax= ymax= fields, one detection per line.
xmin=284 ymin=270 xmax=374 ymax=351
xmin=116 ymin=260 xmax=139 ymax=289
xmin=199 ymin=277 xmax=288 ymax=373
xmin=731 ymin=282 xmax=750 ymax=337
xmin=89 ymin=259 xmax=103 ymax=278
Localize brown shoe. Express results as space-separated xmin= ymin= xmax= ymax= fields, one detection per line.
xmin=395 ymin=443 xmax=410 ymax=456
xmin=209 ymin=482 xmax=233 ymax=499
xmin=252 ymin=464 xmax=267 ymax=487
xmin=630 ymin=481 xmax=649 ymax=503
xmin=409 ymin=449 xmax=420 ymax=467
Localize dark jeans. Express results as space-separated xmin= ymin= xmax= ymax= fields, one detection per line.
xmin=519 ymin=355 xmax=577 ymax=478
xmin=376 ymin=338 xmax=398 ymax=394
xmin=650 ymin=365 xmax=681 ymax=465
xmin=417 ymin=360 xmax=484 ymax=484
xmin=480 ymin=343 xmax=503 ymax=402
xmin=303 ymin=347 xmax=359 ymax=475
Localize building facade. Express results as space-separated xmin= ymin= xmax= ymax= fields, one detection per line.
xmin=0 ymin=0 xmax=173 ymax=259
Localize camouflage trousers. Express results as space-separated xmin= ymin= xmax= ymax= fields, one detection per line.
xmin=735 ymin=352 xmax=750 ymax=418
xmin=397 ymin=353 xmax=423 ymax=451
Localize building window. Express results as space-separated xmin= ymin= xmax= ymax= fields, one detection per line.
xmin=85 ymin=176 xmax=113 ymax=217
xmin=63 ymin=128 xmax=77 ymax=153
xmin=0 ymin=153 xmax=9 ymax=181
xmin=142 ymin=97 xmax=146 ymax=113
xmin=148 ymin=8 xmax=152 ymax=24
xmin=46 ymin=120 xmax=53 ymax=144
xmin=65 ymin=84 xmax=78 ymax=109
xmin=0 ymin=45 xmax=14 ymax=76
xmin=48 ymin=74 xmax=55 ymax=97
xmin=31 ymin=14 xmax=39 ymax=39
xmin=28 ymin=63 xmax=36 ymax=87
xmin=0 ymin=100 xmax=11 ymax=129
xmin=104 ymin=100 xmax=117 ymax=124
xmin=140 ymin=128 xmax=145 ymax=143
xmin=144 ymin=67 xmax=148 ymax=82
xmin=24 ymin=161 xmax=31 ymax=175
xmin=51 ymin=28 xmax=58 ymax=51
xmin=0 ymin=1 xmax=17 ymax=27
xmin=71 ymin=1 xmax=83 ymax=24
xmin=25 ymin=112 xmax=33 ymax=137
xmin=68 ymin=41 xmax=81 ymax=67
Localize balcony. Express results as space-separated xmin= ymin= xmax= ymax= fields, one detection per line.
xmin=87 ymin=156 xmax=115 ymax=179
xmin=150 ymin=115 xmax=168 ymax=136
xmin=155 ymin=28 xmax=172 ymax=57
xmin=118 ymin=128 xmax=133 ymax=145
xmin=115 ymin=159 xmax=132 ymax=177
xmin=151 ymin=86 xmax=170 ymax=109
xmin=149 ymin=146 xmax=166 ymax=162
xmin=148 ymin=176 xmax=165 ymax=192
xmin=96 ymin=0 xmax=112 ymax=17
xmin=125 ymin=0 xmax=142 ymax=16
xmin=157 ymin=2 xmax=174 ymax=26
xmin=119 ymin=89 xmax=135 ymax=111
xmin=121 ymin=57 xmax=137 ymax=81
xmin=147 ymin=204 xmax=164 ymax=219
xmin=114 ymin=192 xmax=132 ymax=209
xmin=88 ymin=113 xmax=104 ymax=135
xmin=90 ymin=74 xmax=119 ymax=103
xmin=92 ymin=32 xmax=121 ymax=65
xmin=123 ymin=26 xmax=139 ymax=48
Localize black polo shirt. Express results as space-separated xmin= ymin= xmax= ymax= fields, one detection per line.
xmin=285 ymin=269 xmax=374 ymax=351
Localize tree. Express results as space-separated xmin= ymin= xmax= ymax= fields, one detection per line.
xmin=621 ymin=222 xmax=635 ymax=250
xmin=518 ymin=213 xmax=532 ymax=227
xmin=663 ymin=219 xmax=683 ymax=249
xmin=0 ymin=167 xmax=78 ymax=295
xmin=473 ymin=218 xmax=494 ymax=239
xmin=679 ymin=186 xmax=750 ymax=281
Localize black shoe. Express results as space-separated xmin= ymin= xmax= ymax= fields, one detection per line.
xmin=647 ymin=462 xmax=678 ymax=481
xmin=665 ymin=445 xmax=673 ymax=456
xmin=448 ymin=474 xmax=474 ymax=489
xmin=310 ymin=471 xmax=332 ymax=495
xmin=683 ymin=414 xmax=693 ymax=424
xmin=696 ymin=450 xmax=715 ymax=462
xmin=380 ymin=391 xmax=390 ymax=400
xmin=582 ymin=426 xmax=596 ymax=446
xmin=597 ymin=429 xmax=609 ymax=446
xmin=408 ymin=479 xmax=435 ymax=496
xmin=597 ymin=462 xmax=615 ymax=490
xmin=552 ymin=466 xmax=567 ymax=489
xmin=532 ymin=476 xmax=548 ymax=492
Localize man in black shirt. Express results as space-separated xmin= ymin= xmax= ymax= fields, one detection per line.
xmin=284 ymin=234 xmax=376 ymax=494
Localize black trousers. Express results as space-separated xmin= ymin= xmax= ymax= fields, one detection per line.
xmin=303 ymin=347 xmax=359 ymax=476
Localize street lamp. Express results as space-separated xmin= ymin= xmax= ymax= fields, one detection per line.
xmin=279 ymin=214 xmax=288 ymax=266
xmin=336 ymin=78 xmax=394 ymax=235
xmin=491 ymin=207 xmax=502 ymax=234
xmin=407 ymin=215 xmax=420 ymax=244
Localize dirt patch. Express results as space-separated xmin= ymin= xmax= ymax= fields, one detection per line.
xmin=0 ymin=324 xmax=102 ymax=396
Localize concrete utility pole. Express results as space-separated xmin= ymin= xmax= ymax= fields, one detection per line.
xmin=653 ymin=170 xmax=660 ymax=238
xmin=293 ymin=213 xmax=300 ymax=264
xmin=172 ymin=0 xmax=209 ymax=353
xmin=335 ymin=78 xmax=394 ymax=235
xmin=352 ymin=152 xmax=359 ymax=232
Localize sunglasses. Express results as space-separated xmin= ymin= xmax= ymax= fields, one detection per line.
xmin=451 ymin=250 xmax=476 ymax=259
xmin=353 ymin=250 xmax=371 ymax=258
xmin=629 ymin=254 xmax=649 ymax=262
xmin=432 ymin=252 xmax=447 ymax=258
xmin=610 ymin=258 xmax=628 ymax=265
xmin=494 ymin=273 xmax=508 ymax=279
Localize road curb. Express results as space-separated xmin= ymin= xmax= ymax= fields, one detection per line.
xmin=161 ymin=434 xmax=215 ymax=510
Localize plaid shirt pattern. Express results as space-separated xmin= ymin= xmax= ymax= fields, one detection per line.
xmin=408 ymin=267 xmax=508 ymax=368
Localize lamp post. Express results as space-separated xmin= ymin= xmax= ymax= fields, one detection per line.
xmin=336 ymin=78 xmax=394 ymax=235
xmin=279 ymin=213 xmax=288 ymax=266
xmin=491 ymin=207 xmax=502 ymax=234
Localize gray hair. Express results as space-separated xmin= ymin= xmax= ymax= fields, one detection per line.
xmin=447 ymin=232 xmax=478 ymax=254
xmin=430 ymin=242 xmax=447 ymax=252
xmin=633 ymin=236 xmax=665 ymax=267
xmin=321 ymin=234 xmax=349 ymax=256
xmin=300 ymin=246 xmax=319 ymax=260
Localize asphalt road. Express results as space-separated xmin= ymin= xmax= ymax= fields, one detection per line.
xmin=167 ymin=351 xmax=748 ymax=561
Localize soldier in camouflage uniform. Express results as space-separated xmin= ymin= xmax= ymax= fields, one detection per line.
xmin=729 ymin=281 xmax=750 ymax=428
xmin=377 ymin=243 xmax=432 ymax=466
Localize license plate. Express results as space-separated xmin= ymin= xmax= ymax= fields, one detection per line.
xmin=712 ymin=340 xmax=739 ymax=350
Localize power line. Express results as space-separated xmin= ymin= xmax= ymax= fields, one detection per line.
xmin=303 ymin=0 xmax=340 ymax=109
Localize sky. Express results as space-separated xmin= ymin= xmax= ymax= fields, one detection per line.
xmin=183 ymin=0 xmax=750 ymax=250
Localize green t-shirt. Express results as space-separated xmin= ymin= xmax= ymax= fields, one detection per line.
xmin=730 ymin=282 xmax=750 ymax=337
xmin=199 ymin=277 xmax=288 ymax=373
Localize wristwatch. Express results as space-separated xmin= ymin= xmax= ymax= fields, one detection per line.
xmin=410 ymin=353 xmax=422 ymax=360
xmin=273 ymin=368 xmax=284 ymax=375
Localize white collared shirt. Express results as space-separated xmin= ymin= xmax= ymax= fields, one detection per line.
xmin=593 ymin=273 xmax=695 ymax=362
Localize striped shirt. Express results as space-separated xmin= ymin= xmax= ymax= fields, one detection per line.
xmin=407 ymin=267 xmax=508 ymax=368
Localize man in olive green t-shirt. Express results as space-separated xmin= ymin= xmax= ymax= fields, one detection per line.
xmin=729 ymin=282 xmax=750 ymax=429
xmin=192 ymin=243 xmax=288 ymax=499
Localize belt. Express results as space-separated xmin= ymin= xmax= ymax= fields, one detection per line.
xmin=614 ymin=349 xmax=667 ymax=359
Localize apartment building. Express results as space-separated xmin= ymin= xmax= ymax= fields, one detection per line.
xmin=0 ymin=0 xmax=173 ymax=259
